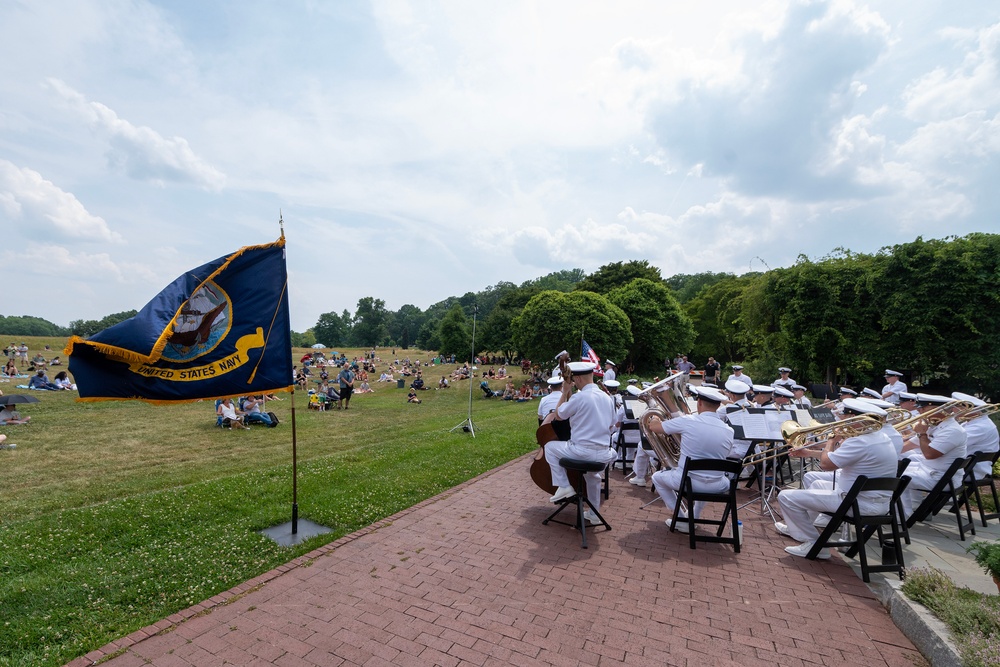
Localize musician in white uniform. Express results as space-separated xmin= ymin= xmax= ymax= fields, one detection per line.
xmin=727 ymin=365 xmax=753 ymax=390
xmin=723 ymin=379 xmax=753 ymax=460
xmin=899 ymin=394 xmax=968 ymax=516
xmin=772 ymin=367 xmax=796 ymax=390
xmin=898 ymin=392 xmax=919 ymax=417
xmin=776 ymin=399 xmax=896 ymax=559
xmin=645 ymin=386 xmax=734 ymax=533
xmin=791 ymin=384 xmax=812 ymax=409
xmin=953 ymin=392 xmax=999 ymax=478
xmin=544 ymin=362 xmax=618 ymax=520
xmin=602 ymin=360 xmax=617 ymax=384
xmin=605 ymin=380 xmax=624 ymax=445
xmin=772 ymin=386 xmax=795 ymax=410
xmin=537 ymin=376 xmax=563 ymax=423
xmin=859 ymin=397 xmax=906 ymax=457
xmin=881 ymin=370 xmax=907 ymax=405
xmin=751 ymin=385 xmax=776 ymax=408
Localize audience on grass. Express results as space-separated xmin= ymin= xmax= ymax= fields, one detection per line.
xmin=0 ymin=405 xmax=31 ymax=424
xmin=28 ymin=370 xmax=59 ymax=391
xmin=407 ymin=388 xmax=422 ymax=404
xmin=242 ymin=395 xmax=274 ymax=427
xmin=217 ymin=398 xmax=249 ymax=429
xmin=53 ymin=371 xmax=76 ymax=390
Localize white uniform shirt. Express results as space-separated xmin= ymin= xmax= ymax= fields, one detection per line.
xmin=772 ymin=377 xmax=795 ymax=389
xmin=537 ymin=391 xmax=561 ymax=420
xmin=727 ymin=373 xmax=753 ymax=389
xmin=964 ymin=415 xmax=999 ymax=477
xmin=916 ymin=417 xmax=967 ymax=477
xmin=603 ymin=368 xmax=616 ymax=383
xmin=828 ymin=429 xmax=897 ymax=504
xmin=659 ymin=411 xmax=734 ymax=482
xmin=881 ymin=380 xmax=907 ymax=404
xmin=556 ymin=383 xmax=614 ymax=448
xmin=880 ymin=423 xmax=904 ymax=457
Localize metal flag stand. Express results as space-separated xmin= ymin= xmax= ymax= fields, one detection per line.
xmin=450 ymin=305 xmax=479 ymax=437
xmin=260 ymin=212 xmax=332 ymax=546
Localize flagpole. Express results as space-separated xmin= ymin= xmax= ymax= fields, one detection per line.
xmin=290 ymin=388 xmax=298 ymax=534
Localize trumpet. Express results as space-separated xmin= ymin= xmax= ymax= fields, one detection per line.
xmin=956 ymin=401 xmax=1000 ymax=424
xmin=742 ymin=414 xmax=884 ymax=466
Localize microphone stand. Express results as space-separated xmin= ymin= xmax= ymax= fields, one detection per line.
xmin=450 ymin=305 xmax=478 ymax=436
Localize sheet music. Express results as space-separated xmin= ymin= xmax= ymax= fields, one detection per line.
xmin=792 ymin=409 xmax=813 ymax=425
xmin=726 ymin=408 xmax=784 ymax=440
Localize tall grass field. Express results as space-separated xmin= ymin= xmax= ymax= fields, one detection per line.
xmin=0 ymin=337 xmax=540 ymax=667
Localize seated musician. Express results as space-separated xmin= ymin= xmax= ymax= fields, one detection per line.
xmin=722 ymin=379 xmax=753 ymax=461
xmin=833 ymin=387 xmax=858 ymax=416
xmin=537 ymin=376 xmax=563 ymax=424
xmin=899 ymin=394 xmax=968 ymax=517
xmin=775 ymin=399 xmax=895 ymax=559
xmin=953 ymin=392 xmax=999 ymax=478
xmin=543 ymin=362 xmax=618 ymax=524
xmin=772 ymin=386 xmax=795 ymax=410
xmin=859 ymin=397 xmax=905 ymax=457
xmin=772 ymin=367 xmax=796 ymax=390
xmin=791 ymin=384 xmax=811 ymax=409
xmin=644 ymin=386 xmax=733 ymax=533
xmin=750 ymin=385 xmax=776 ymax=408
xmin=898 ymin=392 xmax=919 ymax=417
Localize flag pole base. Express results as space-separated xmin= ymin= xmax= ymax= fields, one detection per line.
xmin=259 ymin=517 xmax=332 ymax=547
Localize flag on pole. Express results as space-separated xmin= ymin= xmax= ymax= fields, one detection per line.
xmin=581 ymin=339 xmax=604 ymax=377
xmin=66 ymin=238 xmax=293 ymax=403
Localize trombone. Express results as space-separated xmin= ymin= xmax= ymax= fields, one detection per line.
xmin=742 ymin=414 xmax=884 ymax=466
xmin=891 ymin=399 xmax=975 ymax=435
xmin=956 ymin=401 xmax=1000 ymax=424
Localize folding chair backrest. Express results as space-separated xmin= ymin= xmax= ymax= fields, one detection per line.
xmin=682 ymin=457 xmax=743 ymax=477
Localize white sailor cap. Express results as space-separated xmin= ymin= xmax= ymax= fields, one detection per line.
xmin=791 ymin=384 xmax=807 ymax=392
xmin=604 ymin=380 xmax=620 ymax=389
xmin=778 ymin=367 xmax=791 ymax=373
xmin=885 ymin=369 xmax=903 ymax=377
xmin=566 ymin=361 xmax=596 ymax=375
xmin=839 ymin=387 xmax=858 ymax=396
xmin=951 ymin=391 xmax=986 ymax=407
xmin=899 ymin=392 xmax=918 ymax=402
xmin=773 ymin=386 xmax=795 ymax=398
xmin=692 ymin=386 xmax=727 ymax=403
xmin=626 ymin=385 xmax=642 ymax=396
xmin=842 ymin=398 xmax=887 ymax=417
xmin=732 ymin=365 xmax=744 ymax=371
xmin=627 ymin=378 xmax=638 ymax=385
xmin=751 ymin=384 xmax=774 ymax=394
xmin=546 ymin=376 xmax=564 ymax=386
xmin=605 ymin=359 xmax=616 ymax=367
xmin=859 ymin=397 xmax=894 ymax=409
xmin=861 ymin=388 xmax=882 ymax=399
xmin=702 ymin=382 xmax=719 ymax=389
xmin=915 ymin=393 xmax=950 ymax=407
xmin=725 ymin=379 xmax=750 ymax=394
xmin=641 ymin=381 xmax=654 ymax=388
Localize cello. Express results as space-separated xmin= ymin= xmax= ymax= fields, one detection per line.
xmin=528 ymin=352 xmax=580 ymax=493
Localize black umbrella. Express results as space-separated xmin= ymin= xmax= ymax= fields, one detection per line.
xmin=0 ymin=394 xmax=40 ymax=405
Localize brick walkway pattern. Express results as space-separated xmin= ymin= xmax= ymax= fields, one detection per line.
xmin=73 ymin=455 xmax=922 ymax=667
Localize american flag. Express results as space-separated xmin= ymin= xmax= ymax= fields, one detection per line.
xmin=581 ymin=340 xmax=604 ymax=376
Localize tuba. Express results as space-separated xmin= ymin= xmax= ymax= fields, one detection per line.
xmin=636 ymin=372 xmax=690 ymax=469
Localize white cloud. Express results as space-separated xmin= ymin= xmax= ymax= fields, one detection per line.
xmin=44 ymin=78 xmax=225 ymax=190
xmin=0 ymin=160 xmax=122 ymax=243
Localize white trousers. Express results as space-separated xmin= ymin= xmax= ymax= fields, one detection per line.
xmin=651 ymin=468 xmax=729 ymax=518
xmin=778 ymin=481 xmax=887 ymax=543
xmin=545 ymin=441 xmax=618 ymax=511
xmin=632 ymin=445 xmax=657 ymax=479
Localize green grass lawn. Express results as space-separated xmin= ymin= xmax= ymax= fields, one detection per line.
xmin=0 ymin=339 xmax=543 ymax=667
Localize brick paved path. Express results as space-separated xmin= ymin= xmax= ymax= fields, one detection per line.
xmin=73 ymin=455 xmax=922 ymax=667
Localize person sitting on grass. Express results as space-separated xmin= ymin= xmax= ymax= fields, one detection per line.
xmin=357 ymin=380 xmax=374 ymax=394
xmin=318 ymin=381 xmax=339 ymax=408
xmin=49 ymin=356 xmax=62 ymax=366
xmin=438 ymin=376 xmax=449 ymax=389
xmin=3 ymin=359 xmax=17 ymax=377
xmin=411 ymin=374 xmax=427 ymax=390
xmin=516 ymin=382 xmax=533 ymax=402
xmin=502 ymin=381 xmax=516 ymax=400
xmin=0 ymin=405 xmax=31 ymax=424
xmin=53 ymin=371 xmax=76 ymax=390
xmin=217 ymin=398 xmax=249 ymax=429
xmin=28 ymin=370 xmax=59 ymax=391
xmin=407 ymin=388 xmax=422 ymax=404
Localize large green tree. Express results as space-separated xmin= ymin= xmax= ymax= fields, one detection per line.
xmin=479 ymin=286 xmax=541 ymax=361
xmin=350 ymin=297 xmax=389 ymax=346
xmin=313 ymin=310 xmax=350 ymax=347
xmin=665 ymin=272 xmax=735 ymax=304
xmin=69 ymin=310 xmax=138 ymax=337
xmin=606 ymin=278 xmax=695 ymax=373
xmin=437 ymin=304 xmax=471 ymax=359
xmin=511 ymin=290 xmax=632 ymax=364
xmin=684 ymin=275 xmax=754 ymax=367
xmin=574 ymin=260 xmax=663 ymax=295
xmin=388 ymin=304 xmax=425 ymax=350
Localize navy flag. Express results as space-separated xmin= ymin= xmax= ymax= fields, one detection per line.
xmin=66 ymin=238 xmax=293 ymax=403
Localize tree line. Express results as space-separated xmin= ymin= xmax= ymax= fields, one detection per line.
xmin=306 ymin=233 xmax=1000 ymax=400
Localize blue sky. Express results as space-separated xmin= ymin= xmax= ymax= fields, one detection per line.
xmin=2 ymin=1 xmax=998 ymax=331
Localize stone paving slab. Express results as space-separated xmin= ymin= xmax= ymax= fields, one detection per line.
xmin=69 ymin=455 xmax=924 ymax=667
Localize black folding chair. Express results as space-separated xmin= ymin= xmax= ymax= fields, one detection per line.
xmin=967 ymin=450 xmax=1000 ymax=527
xmin=906 ymin=455 xmax=976 ymax=541
xmin=807 ymin=475 xmax=909 ymax=582
xmin=669 ymin=458 xmax=743 ymax=553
